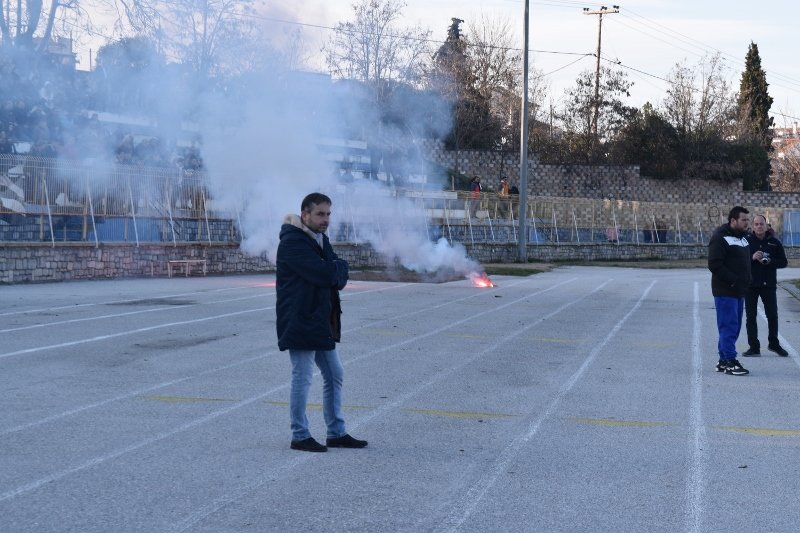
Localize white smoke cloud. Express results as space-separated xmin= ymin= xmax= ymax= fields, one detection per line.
xmin=183 ymin=46 xmax=481 ymax=277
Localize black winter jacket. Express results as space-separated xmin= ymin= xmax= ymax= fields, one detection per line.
xmin=746 ymin=231 xmax=788 ymax=288
xmin=276 ymin=215 xmax=348 ymax=351
xmin=708 ymin=223 xmax=751 ymax=297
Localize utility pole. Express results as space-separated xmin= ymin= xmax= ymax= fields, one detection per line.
xmin=518 ymin=0 xmax=530 ymax=262
xmin=583 ymin=5 xmax=619 ymax=145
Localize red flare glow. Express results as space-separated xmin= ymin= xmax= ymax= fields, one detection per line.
xmin=470 ymin=272 xmax=494 ymax=288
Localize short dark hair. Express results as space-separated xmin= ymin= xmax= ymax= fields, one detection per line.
xmin=301 ymin=192 xmax=332 ymax=213
xmin=728 ymin=206 xmax=749 ymax=222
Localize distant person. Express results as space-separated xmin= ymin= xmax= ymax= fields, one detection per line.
xmin=742 ymin=214 xmax=789 ymax=357
xmin=498 ymin=176 xmax=509 ymax=198
xmin=708 ymin=206 xmax=752 ymax=375
xmin=605 ymin=226 xmax=618 ymax=243
xmin=276 ymin=192 xmax=367 ymax=452
xmin=468 ymin=176 xmax=482 ymax=218
xmin=509 ymin=184 xmax=519 ymax=195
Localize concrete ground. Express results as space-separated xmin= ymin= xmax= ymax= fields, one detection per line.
xmin=2 ymin=266 xmax=800 ymax=533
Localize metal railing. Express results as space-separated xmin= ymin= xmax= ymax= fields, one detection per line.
xmin=328 ymin=188 xmax=749 ymax=247
xmin=0 ymin=155 xmax=233 ymax=246
xmin=2 ymin=154 xmax=795 ymax=247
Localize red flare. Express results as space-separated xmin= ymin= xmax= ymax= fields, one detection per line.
xmin=470 ymin=272 xmax=494 ymax=288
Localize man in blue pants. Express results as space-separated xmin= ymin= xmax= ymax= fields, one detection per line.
xmin=708 ymin=206 xmax=752 ymax=375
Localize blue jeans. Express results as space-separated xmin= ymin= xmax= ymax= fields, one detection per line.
xmin=715 ymin=296 xmax=744 ymax=361
xmin=289 ymin=349 xmax=346 ymax=441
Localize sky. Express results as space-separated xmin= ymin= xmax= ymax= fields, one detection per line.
xmin=259 ymin=0 xmax=800 ymax=127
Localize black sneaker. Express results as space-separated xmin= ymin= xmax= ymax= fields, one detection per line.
xmin=718 ymin=359 xmax=749 ymax=376
xmin=326 ymin=434 xmax=368 ymax=448
xmin=742 ymin=347 xmax=761 ymax=357
xmin=290 ymin=437 xmax=327 ymax=452
xmin=768 ymin=345 xmax=789 ymax=357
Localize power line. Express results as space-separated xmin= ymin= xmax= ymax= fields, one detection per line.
xmin=615 ymin=8 xmax=800 ymax=91
xmin=599 ymin=55 xmax=800 ymax=123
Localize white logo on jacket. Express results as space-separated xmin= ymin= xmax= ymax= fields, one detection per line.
xmin=723 ymin=236 xmax=749 ymax=247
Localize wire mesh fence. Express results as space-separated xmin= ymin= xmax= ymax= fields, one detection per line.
xmin=0 ymin=155 xmax=237 ymax=245
xmin=2 ymin=154 xmax=797 ymax=246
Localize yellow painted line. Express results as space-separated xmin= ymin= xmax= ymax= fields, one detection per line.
xmin=528 ymin=337 xmax=583 ymax=344
xmin=144 ymin=395 xmax=234 ymax=404
xmin=567 ymin=417 xmax=670 ymax=428
xmin=264 ymin=401 xmax=371 ymax=411
xmin=716 ymin=426 xmax=800 ymax=437
xmin=404 ymin=408 xmax=517 ymax=419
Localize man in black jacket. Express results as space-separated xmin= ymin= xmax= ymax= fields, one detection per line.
xmin=276 ymin=192 xmax=367 ymax=452
xmin=708 ymin=206 xmax=752 ymax=375
xmin=742 ymin=214 xmax=789 ymax=357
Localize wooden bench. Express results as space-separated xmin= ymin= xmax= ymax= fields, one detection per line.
xmin=167 ymin=259 xmax=207 ymax=278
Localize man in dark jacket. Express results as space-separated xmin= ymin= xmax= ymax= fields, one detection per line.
xmin=708 ymin=206 xmax=752 ymax=375
xmin=276 ymin=192 xmax=367 ymax=452
xmin=742 ymin=214 xmax=789 ymax=357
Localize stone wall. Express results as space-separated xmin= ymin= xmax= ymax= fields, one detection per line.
xmin=4 ymin=241 xmax=799 ymax=284
xmin=422 ymin=140 xmax=800 ymax=209
xmin=0 ymin=242 xmax=390 ymax=283
xmin=0 ymin=243 xmax=269 ymax=283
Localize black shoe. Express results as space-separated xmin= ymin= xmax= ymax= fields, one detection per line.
xmin=742 ymin=347 xmax=761 ymax=357
xmin=326 ymin=434 xmax=368 ymax=448
xmin=769 ymin=345 xmax=789 ymax=357
xmin=717 ymin=359 xmax=749 ymax=376
xmin=290 ymin=437 xmax=327 ymax=452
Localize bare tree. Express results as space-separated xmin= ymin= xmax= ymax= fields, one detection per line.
xmin=465 ymin=16 xmax=520 ymax=100
xmin=662 ymin=53 xmax=733 ymax=136
xmin=556 ymin=66 xmax=634 ymax=162
xmin=323 ymin=0 xmax=432 ymax=102
xmin=770 ymin=138 xmax=800 ymax=191
xmin=0 ymin=0 xmax=91 ymax=51
xmin=464 ymin=15 xmax=548 ymax=143
xmin=111 ymin=0 xmax=266 ymax=80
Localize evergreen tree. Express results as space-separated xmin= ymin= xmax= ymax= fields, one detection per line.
xmin=737 ymin=42 xmax=774 ymax=190
xmin=429 ymin=18 xmax=501 ymax=150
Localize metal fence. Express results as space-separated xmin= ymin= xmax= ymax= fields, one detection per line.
xmin=0 ymin=154 xmax=237 ymax=246
xmin=2 ymin=154 xmax=795 ymax=247
xmin=329 ymin=189 xmax=750 ymax=248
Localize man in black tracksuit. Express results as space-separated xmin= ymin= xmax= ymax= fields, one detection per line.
xmin=742 ymin=214 xmax=789 ymax=357
xmin=708 ymin=206 xmax=752 ymax=375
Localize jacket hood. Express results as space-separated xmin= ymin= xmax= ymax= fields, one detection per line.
xmin=281 ymin=214 xmax=320 ymax=241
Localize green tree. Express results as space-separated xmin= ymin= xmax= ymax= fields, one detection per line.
xmin=608 ymin=103 xmax=681 ymax=178
xmin=737 ymin=41 xmax=774 ymax=190
xmin=95 ymin=36 xmax=165 ymax=112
